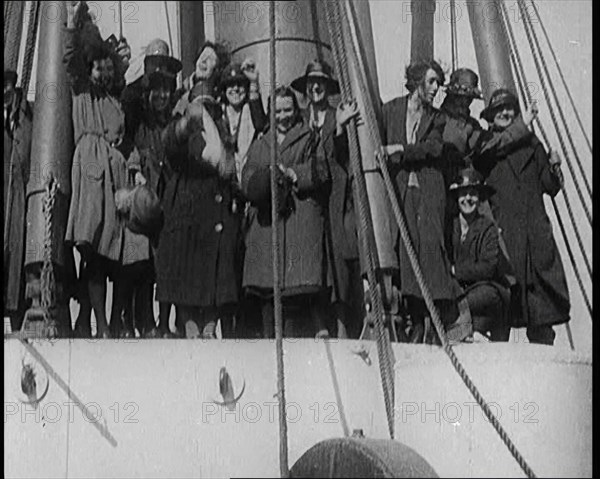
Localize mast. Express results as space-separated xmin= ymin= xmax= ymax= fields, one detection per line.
xmin=213 ymin=0 xmax=335 ymax=109
xmin=179 ymin=1 xmax=205 ymax=79
xmin=344 ymin=0 xmax=397 ymax=273
xmin=23 ymin=0 xmax=74 ymax=332
xmin=468 ymin=0 xmax=517 ymax=100
xmin=410 ymin=0 xmax=436 ymax=63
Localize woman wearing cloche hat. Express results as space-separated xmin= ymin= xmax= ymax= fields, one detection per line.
xmin=291 ymin=59 xmax=362 ymax=339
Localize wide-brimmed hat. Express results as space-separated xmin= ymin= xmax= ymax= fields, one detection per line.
xmin=449 ymin=167 xmax=495 ymax=198
xmin=125 ymin=185 xmax=164 ymax=237
xmin=480 ymin=88 xmax=520 ymax=122
xmin=220 ymin=63 xmax=250 ymax=89
xmin=445 ymin=68 xmax=482 ymax=99
xmin=4 ymin=70 xmax=18 ymax=86
xmin=291 ymin=60 xmax=340 ymax=95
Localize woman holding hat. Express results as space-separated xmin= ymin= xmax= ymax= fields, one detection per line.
xmin=112 ymin=48 xmax=182 ymax=338
xmin=473 ymin=88 xmax=570 ymax=345
xmin=156 ymin=41 xmax=241 ymax=339
xmin=63 ymin=1 xmax=132 ymax=338
xmin=447 ymin=167 xmax=512 ymax=342
xmin=291 ymin=59 xmax=362 ymax=339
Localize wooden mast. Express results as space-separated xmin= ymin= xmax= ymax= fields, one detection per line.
xmin=179 ymin=1 xmax=205 ymax=79
xmin=468 ymin=0 xmax=517 ymax=100
xmin=23 ymin=1 xmax=74 ymax=333
xmin=410 ymin=0 xmax=436 ymax=63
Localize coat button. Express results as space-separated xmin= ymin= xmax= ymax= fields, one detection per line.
xmin=215 ymin=194 xmax=223 ymax=204
xmin=215 ymin=223 xmax=223 ymax=233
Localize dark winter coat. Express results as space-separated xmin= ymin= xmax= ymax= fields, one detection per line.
xmin=382 ymin=95 xmax=457 ymax=301
xmin=4 ymin=90 xmax=33 ymax=312
xmin=121 ymin=107 xmax=173 ymax=266
xmin=303 ymin=107 xmax=358 ymax=304
xmin=451 ymin=214 xmax=510 ymax=304
xmin=155 ymin=109 xmax=242 ymax=307
xmin=241 ymin=121 xmax=331 ymax=296
xmin=474 ymin=132 xmax=570 ymax=327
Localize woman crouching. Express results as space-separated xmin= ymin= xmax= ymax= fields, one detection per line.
xmin=242 ymin=86 xmax=332 ymax=338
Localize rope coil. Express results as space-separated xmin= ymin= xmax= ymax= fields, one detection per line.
xmin=40 ymin=178 xmax=58 ymax=338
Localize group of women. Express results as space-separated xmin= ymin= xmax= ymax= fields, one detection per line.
xmin=11 ymin=0 xmax=567 ymax=344
xmin=61 ymin=1 xmax=362 ymax=340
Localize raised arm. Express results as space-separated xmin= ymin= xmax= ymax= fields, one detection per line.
xmin=63 ymin=3 xmax=89 ymax=92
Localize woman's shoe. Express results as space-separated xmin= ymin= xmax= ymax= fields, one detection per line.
xmin=120 ymin=329 xmax=134 ymax=339
xmin=144 ymin=328 xmax=161 ymax=339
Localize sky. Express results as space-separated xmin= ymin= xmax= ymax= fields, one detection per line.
xmin=12 ymin=1 xmax=592 ymax=351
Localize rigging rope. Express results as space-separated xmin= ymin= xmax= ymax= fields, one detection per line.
xmin=4 ymin=1 xmax=25 ymax=70
xmin=522 ymin=0 xmax=592 ymax=200
xmin=449 ymin=0 xmax=458 ymax=72
xmin=516 ymin=0 xmax=592 ymax=226
xmin=331 ymin=1 xmax=538 ymax=475
xmin=117 ymin=0 xmax=123 ymax=39
xmin=504 ymin=23 xmax=581 ymax=346
xmin=530 ymin=1 xmax=592 ymax=155
xmin=503 ymin=1 xmax=592 ymax=281
xmin=20 ymin=1 xmax=41 ymax=96
xmin=500 ymin=2 xmax=592 ymax=322
xmin=163 ymin=1 xmax=174 ymax=58
xmin=325 ymin=0 xmax=396 ymax=440
xmin=268 ymin=2 xmax=289 ymax=477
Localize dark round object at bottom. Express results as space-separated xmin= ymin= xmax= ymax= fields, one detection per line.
xmin=290 ymin=437 xmax=438 ymax=478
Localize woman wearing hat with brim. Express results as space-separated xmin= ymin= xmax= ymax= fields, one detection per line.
xmin=446 ymin=167 xmax=512 ymax=343
xmin=473 ymin=88 xmax=570 ymax=345
xmin=114 ymin=51 xmax=181 ymax=338
xmin=291 ymin=60 xmax=362 ymax=339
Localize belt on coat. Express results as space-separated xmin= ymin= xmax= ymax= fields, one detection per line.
xmin=78 ymin=130 xmax=123 ymax=149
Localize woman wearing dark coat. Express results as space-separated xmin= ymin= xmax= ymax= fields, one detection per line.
xmin=4 ymin=71 xmax=32 ymax=332
xmin=291 ymin=60 xmax=362 ymax=339
xmin=116 ymin=50 xmax=182 ymax=338
xmin=474 ymin=89 xmax=570 ymax=345
xmin=241 ymin=86 xmax=332 ymax=338
xmin=446 ymin=167 xmax=512 ymax=342
xmin=155 ymin=41 xmax=241 ymax=339
xmin=381 ymin=60 xmax=459 ymax=343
